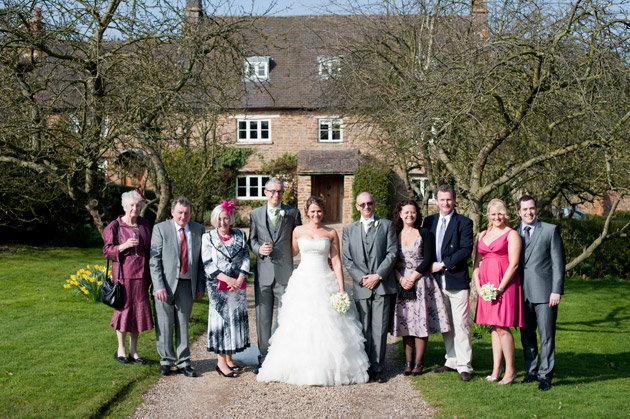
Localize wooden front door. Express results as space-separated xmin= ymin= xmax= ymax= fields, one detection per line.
xmin=311 ymin=175 xmax=343 ymax=223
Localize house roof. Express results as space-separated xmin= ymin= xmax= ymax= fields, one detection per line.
xmin=233 ymin=15 xmax=355 ymax=110
xmin=297 ymin=149 xmax=361 ymax=174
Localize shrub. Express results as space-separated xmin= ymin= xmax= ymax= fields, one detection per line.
xmin=260 ymin=153 xmax=298 ymax=207
xmin=352 ymin=155 xmax=393 ymax=221
xmin=543 ymin=217 xmax=630 ymax=280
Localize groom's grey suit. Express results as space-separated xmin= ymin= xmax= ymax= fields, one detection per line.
xmin=249 ymin=203 xmax=302 ymax=362
xmin=342 ymin=216 xmax=397 ymax=374
xmin=150 ymin=219 xmax=205 ymax=368
xmin=517 ymin=219 xmax=565 ymax=383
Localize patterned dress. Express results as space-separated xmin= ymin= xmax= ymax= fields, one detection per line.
xmin=201 ymin=228 xmax=250 ymax=354
xmin=391 ymin=235 xmax=451 ymax=338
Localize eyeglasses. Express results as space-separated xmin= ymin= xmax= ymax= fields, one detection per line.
xmin=266 ymin=190 xmax=284 ymax=195
xmin=357 ymin=202 xmax=374 ymax=208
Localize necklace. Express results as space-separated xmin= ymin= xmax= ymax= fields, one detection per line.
xmin=218 ymin=231 xmax=232 ymax=242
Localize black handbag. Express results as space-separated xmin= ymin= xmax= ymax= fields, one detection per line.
xmin=101 ymin=220 xmax=125 ymax=309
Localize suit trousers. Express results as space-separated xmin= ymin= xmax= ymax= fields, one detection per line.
xmin=440 ymin=275 xmax=473 ymax=373
xmin=521 ymin=299 xmax=557 ymax=381
xmin=255 ymin=278 xmax=287 ymax=361
xmin=154 ymin=279 xmax=193 ymax=367
xmin=355 ymin=293 xmax=394 ymax=373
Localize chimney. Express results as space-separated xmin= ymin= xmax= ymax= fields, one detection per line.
xmin=184 ymin=0 xmax=203 ymax=25
xmin=470 ymin=0 xmax=488 ymax=38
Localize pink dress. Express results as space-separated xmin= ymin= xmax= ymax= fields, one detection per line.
xmin=102 ymin=216 xmax=154 ymax=333
xmin=474 ymin=230 xmax=524 ymax=327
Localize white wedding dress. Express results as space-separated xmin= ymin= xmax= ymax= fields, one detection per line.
xmin=257 ymin=237 xmax=369 ymax=386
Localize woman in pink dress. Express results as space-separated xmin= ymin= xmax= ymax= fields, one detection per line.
xmin=103 ymin=190 xmax=154 ymax=364
xmin=473 ymin=199 xmax=523 ymax=385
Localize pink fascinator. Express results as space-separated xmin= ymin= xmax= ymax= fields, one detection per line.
xmin=220 ymin=200 xmax=237 ymax=215
xmin=134 ymin=188 xmax=146 ymax=201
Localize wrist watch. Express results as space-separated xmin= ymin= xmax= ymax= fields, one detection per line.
xmin=377 ymin=274 xmax=383 ymax=281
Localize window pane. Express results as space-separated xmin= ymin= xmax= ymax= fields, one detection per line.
xmin=250 ymin=177 xmax=258 ymax=187
xmin=237 ymin=177 xmax=246 ymax=187
xmin=332 ymin=130 xmax=340 ymax=140
xmin=250 ymin=186 xmax=257 ymax=196
xmin=320 ymin=130 xmax=328 ymax=140
xmin=261 ymin=121 xmax=268 ymax=130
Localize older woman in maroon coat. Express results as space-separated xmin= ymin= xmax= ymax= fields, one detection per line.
xmin=103 ymin=190 xmax=154 ymax=364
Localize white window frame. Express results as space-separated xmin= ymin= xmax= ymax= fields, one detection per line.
xmin=318 ymin=118 xmax=343 ymax=143
xmin=237 ymin=118 xmax=271 ymax=143
xmin=244 ymin=56 xmax=270 ymax=81
xmin=236 ymin=175 xmax=270 ymax=200
xmin=317 ymin=55 xmax=342 ymax=80
xmin=410 ymin=176 xmax=435 ymax=201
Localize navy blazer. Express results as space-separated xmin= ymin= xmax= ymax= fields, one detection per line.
xmin=422 ymin=211 xmax=474 ymax=290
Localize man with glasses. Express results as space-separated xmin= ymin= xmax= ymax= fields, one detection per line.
xmin=342 ymin=192 xmax=398 ymax=383
xmin=249 ymin=177 xmax=302 ymax=374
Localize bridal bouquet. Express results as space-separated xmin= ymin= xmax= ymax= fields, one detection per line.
xmin=330 ymin=292 xmax=351 ymax=314
xmin=480 ymin=283 xmax=499 ymax=302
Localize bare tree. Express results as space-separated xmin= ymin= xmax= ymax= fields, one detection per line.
xmin=0 ymin=0 xmax=260 ymax=233
xmin=330 ymin=0 xmax=630 ymax=265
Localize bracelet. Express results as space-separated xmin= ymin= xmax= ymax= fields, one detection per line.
xmin=498 ymin=286 xmax=504 ymax=292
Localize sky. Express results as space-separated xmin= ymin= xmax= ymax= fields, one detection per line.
xmin=211 ymin=0 xmax=362 ymax=16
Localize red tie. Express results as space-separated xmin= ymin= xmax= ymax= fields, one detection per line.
xmin=180 ymin=228 xmax=189 ymax=275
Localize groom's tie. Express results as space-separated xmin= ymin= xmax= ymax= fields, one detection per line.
xmin=270 ymin=208 xmax=279 ymax=227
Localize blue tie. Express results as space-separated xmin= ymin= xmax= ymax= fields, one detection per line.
xmin=437 ymin=217 xmax=447 ymax=262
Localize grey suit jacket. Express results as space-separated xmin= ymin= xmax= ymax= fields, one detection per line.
xmin=342 ymin=217 xmax=398 ymax=299
xmin=149 ymin=219 xmax=206 ymax=301
xmin=517 ymin=220 xmax=566 ymax=304
xmin=249 ymin=203 xmax=302 ymax=287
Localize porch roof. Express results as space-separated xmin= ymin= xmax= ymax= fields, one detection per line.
xmin=297 ymin=149 xmax=360 ymax=175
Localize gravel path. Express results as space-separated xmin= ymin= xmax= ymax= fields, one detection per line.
xmin=133 ymin=275 xmax=435 ymax=418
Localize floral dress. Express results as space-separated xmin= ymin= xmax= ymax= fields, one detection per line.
xmin=391 ymin=234 xmax=451 ymax=338
xmin=201 ymin=228 xmax=250 ymax=354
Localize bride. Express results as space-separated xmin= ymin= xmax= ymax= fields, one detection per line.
xmin=257 ymin=196 xmax=369 ymax=386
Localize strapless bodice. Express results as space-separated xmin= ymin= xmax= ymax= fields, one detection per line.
xmin=295 ymin=237 xmax=331 ymax=273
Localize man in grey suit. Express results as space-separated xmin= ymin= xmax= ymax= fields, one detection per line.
xmin=517 ymin=195 xmax=566 ymax=391
xmin=249 ymin=178 xmax=302 ymax=373
xmin=342 ymin=191 xmax=397 ymax=383
xmin=150 ymin=197 xmax=206 ymax=377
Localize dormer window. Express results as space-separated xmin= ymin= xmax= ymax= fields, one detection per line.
xmin=317 ymin=55 xmax=342 ymax=79
xmin=244 ymin=56 xmax=271 ymax=81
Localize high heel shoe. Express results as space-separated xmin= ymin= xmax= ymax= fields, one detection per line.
xmin=216 ymin=366 xmax=237 ymax=378
xmin=486 ymin=375 xmax=499 ymax=382
xmin=498 ymin=372 xmax=517 ymax=385
xmin=411 ymin=364 xmax=423 ymax=376
xmin=227 ymin=364 xmax=242 ymax=372
xmin=403 ymin=362 xmax=413 ymax=376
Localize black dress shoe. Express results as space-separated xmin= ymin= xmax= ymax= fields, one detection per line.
xmin=178 ymin=365 xmax=197 ymax=377
xmin=538 ymin=379 xmax=551 ymax=391
xmin=375 ymin=372 xmax=387 ymax=383
xmin=412 ymin=364 xmax=424 ymax=377
xmin=460 ymin=371 xmax=472 ymax=381
xmin=158 ymin=365 xmax=172 ymax=376
xmin=521 ymin=374 xmax=537 ymax=384
xmin=432 ymin=365 xmax=456 ymax=373
xmin=367 ymin=368 xmax=376 ymax=381
xmin=131 ymin=356 xmax=146 ymax=365
xmin=216 ymin=366 xmax=237 ymax=378
xmin=252 ymin=363 xmax=262 ymax=374
xmin=114 ymin=352 xmax=130 ymax=364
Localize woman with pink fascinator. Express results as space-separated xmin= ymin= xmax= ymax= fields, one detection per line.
xmin=201 ymin=200 xmax=251 ymax=377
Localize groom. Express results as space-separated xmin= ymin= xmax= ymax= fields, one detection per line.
xmin=342 ymin=191 xmax=397 ymax=383
xmin=517 ymin=195 xmax=565 ymax=391
xmin=249 ymin=178 xmax=302 ymax=374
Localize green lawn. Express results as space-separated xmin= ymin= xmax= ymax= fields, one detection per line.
xmin=414 ymin=277 xmax=630 ymax=418
xmin=0 ymin=246 xmax=208 ymax=418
